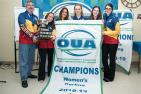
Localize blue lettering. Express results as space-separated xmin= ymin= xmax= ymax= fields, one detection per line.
xmin=54 ymin=66 xmax=99 ymax=75
xmin=84 ymin=40 xmax=95 ymax=48
xmin=114 ymin=12 xmax=122 ymax=19
xmin=119 ymin=34 xmax=133 ymax=40
xmin=71 ymin=39 xmax=82 ymax=48
xmin=64 ymin=67 xmax=69 ymax=73
xmin=95 ymin=68 xmax=99 ymax=75
xmin=68 ymin=67 xmax=76 ymax=73
xmin=54 ymin=65 xmax=59 ymax=72
xmin=57 ymin=39 xmax=69 ymax=47
xmin=83 ymin=68 xmax=89 ymax=74
xmin=123 ymin=13 xmax=133 ymax=19
xmin=57 ymin=39 xmax=96 ymax=49
xmin=113 ymin=12 xmax=133 ymax=19
xmin=76 ymin=67 xmax=80 ymax=73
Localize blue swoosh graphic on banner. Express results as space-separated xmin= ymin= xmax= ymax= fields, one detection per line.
xmin=22 ymin=0 xmax=118 ymax=18
xmin=120 ymin=22 xmax=129 ymax=26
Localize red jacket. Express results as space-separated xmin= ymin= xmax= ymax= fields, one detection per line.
xmin=19 ymin=30 xmax=34 ymax=44
xmin=18 ymin=11 xmax=38 ymax=44
xmin=38 ymin=22 xmax=55 ymax=49
xmin=39 ymin=39 xmax=54 ymax=48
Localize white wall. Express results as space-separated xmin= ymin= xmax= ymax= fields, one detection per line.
xmin=0 ymin=0 xmax=21 ymax=61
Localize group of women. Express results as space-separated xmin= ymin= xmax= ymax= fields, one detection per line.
xmin=37 ymin=3 xmax=120 ymax=83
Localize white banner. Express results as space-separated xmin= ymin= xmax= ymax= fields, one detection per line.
xmin=41 ymin=20 xmax=103 ymax=94
xmin=113 ymin=10 xmax=133 ymax=73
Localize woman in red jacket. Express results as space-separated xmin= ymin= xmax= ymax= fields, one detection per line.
xmin=38 ymin=12 xmax=56 ymax=82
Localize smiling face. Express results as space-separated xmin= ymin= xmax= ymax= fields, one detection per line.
xmin=26 ymin=2 xmax=34 ymax=14
xmin=61 ymin=9 xmax=68 ymax=19
xmin=105 ymin=5 xmax=112 ymax=16
xmin=74 ymin=5 xmax=82 ymax=16
xmin=93 ymin=7 xmax=99 ymax=17
xmin=46 ymin=13 xmax=54 ymax=22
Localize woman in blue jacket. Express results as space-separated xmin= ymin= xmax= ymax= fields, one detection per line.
xmin=102 ymin=3 xmax=120 ymax=82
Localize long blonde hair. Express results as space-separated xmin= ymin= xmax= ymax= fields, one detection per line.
xmin=74 ymin=4 xmax=83 ymax=16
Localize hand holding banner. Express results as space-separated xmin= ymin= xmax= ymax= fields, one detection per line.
xmin=41 ymin=20 xmax=103 ymax=94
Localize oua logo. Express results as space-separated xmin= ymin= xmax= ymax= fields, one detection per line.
xmin=57 ymin=29 xmax=96 ymax=56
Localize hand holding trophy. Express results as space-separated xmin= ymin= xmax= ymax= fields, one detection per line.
xmin=37 ymin=19 xmax=53 ymax=40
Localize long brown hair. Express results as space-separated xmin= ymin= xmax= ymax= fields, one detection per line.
xmin=74 ymin=4 xmax=83 ymax=16
xmin=91 ymin=6 xmax=102 ymax=20
xmin=45 ymin=12 xmax=55 ymax=28
xmin=59 ymin=7 xmax=69 ymax=20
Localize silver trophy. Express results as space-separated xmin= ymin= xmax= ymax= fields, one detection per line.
xmin=37 ymin=19 xmax=52 ymax=40
xmin=40 ymin=19 xmax=48 ymax=27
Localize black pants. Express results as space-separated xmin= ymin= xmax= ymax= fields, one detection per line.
xmin=38 ymin=48 xmax=54 ymax=81
xmin=102 ymin=44 xmax=118 ymax=81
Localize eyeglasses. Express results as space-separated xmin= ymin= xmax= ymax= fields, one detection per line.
xmin=105 ymin=7 xmax=112 ymax=10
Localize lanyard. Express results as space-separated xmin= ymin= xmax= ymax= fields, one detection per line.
xmin=28 ymin=13 xmax=35 ymax=23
